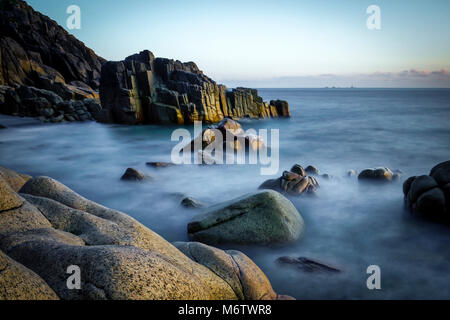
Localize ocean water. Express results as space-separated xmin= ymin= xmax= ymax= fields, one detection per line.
xmin=1 ymin=88 xmax=450 ymax=299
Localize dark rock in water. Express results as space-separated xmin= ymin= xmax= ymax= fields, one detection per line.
xmin=305 ymin=165 xmax=320 ymax=175
xmin=358 ymin=167 xmax=394 ymax=182
xmin=0 ymin=123 xmax=5 ymax=129
xmin=321 ymin=173 xmax=332 ymax=180
xmin=99 ymin=50 xmax=290 ymax=124
xmin=146 ymin=161 xmax=176 ymax=168
xmin=403 ymin=161 xmax=450 ymax=222
xmin=259 ymin=165 xmax=319 ymax=197
xmin=276 ymin=256 xmax=341 ymax=274
xmin=430 ymin=160 xmax=450 ymax=186
xmin=269 ymin=100 xmax=290 ymax=117
xmin=181 ymin=197 xmax=204 ymax=209
xmin=120 ymin=168 xmax=147 ymax=181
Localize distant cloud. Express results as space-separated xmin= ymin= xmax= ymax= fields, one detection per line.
xmin=221 ymin=69 xmax=450 ymax=88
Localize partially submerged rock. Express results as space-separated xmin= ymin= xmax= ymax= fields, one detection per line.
xmin=276 ymin=256 xmax=341 ymax=274
xmin=403 ymin=161 xmax=450 ymax=222
xmin=120 ymin=168 xmax=148 ymax=181
xmin=187 ymin=190 xmax=305 ymax=245
xmin=181 ymin=197 xmax=204 ymax=209
xmin=259 ymin=165 xmax=319 ymax=196
xmin=358 ymin=167 xmax=394 ymax=182
xmin=146 ymin=161 xmax=176 ymax=168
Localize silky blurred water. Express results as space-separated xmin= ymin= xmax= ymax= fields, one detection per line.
xmin=1 ymin=88 xmax=450 ymax=299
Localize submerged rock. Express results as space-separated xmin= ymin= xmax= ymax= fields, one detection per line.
xmin=259 ymin=165 xmax=319 ymax=196
xmin=181 ymin=197 xmax=204 ymax=209
xmin=187 ymin=190 xmax=305 ymax=245
xmin=276 ymin=256 xmax=341 ymax=274
xmin=120 ymin=168 xmax=148 ymax=181
xmin=403 ymin=161 xmax=450 ymax=222
xmin=146 ymin=161 xmax=176 ymax=168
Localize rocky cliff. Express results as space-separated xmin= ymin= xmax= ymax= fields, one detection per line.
xmin=0 ymin=0 xmax=290 ymax=125
xmin=0 ymin=0 xmax=104 ymax=96
xmin=99 ymin=50 xmax=290 ymax=124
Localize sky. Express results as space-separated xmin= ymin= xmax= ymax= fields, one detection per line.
xmin=27 ymin=0 xmax=450 ymax=88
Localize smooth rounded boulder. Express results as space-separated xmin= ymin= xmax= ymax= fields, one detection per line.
xmin=187 ymin=190 xmax=305 ymax=245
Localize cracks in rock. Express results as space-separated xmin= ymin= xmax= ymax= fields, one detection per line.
xmin=186 ymin=243 xmax=242 ymax=300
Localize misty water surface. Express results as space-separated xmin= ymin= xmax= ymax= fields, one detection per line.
xmin=1 ymin=88 xmax=449 ymax=299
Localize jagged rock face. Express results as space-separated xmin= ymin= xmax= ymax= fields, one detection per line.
xmin=100 ymin=50 xmax=290 ymax=124
xmin=0 ymin=0 xmax=104 ymax=108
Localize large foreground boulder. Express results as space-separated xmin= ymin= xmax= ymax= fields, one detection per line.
xmin=403 ymin=161 xmax=450 ymax=222
xmin=188 ymin=190 xmax=304 ymax=245
xmin=99 ymin=50 xmax=289 ymax=124
xmin=0 ymin=168 xmax=288 ymax=300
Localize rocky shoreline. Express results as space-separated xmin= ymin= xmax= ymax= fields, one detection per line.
xmin=0 ymin=166 xmax=294 ymax=300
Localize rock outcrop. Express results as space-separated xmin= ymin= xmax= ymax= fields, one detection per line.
xmin=99 ymin=50 xmax=290 ymax=124
xmin=403 ymin=161 xmax=450 ymax=222
xmin=259 ymin=164 xmax=319 ymax=196
xmin=0 ymin=0 xmax=104 ymax=94
xmin=0 ymin=1 xmax=104 ymax=122
xmin=187 ymin=190 xmax=304 ymax=245
xmin=0 ymin=167 xmax=288 ymax=300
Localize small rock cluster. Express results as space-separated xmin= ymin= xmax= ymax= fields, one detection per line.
xmin=403 ymin=161 xmax=450 ymax=222
xmin=259 ymin=164 xmax=319 ymax=196
xmin=0 ymin=85 xmax=101 ymax=123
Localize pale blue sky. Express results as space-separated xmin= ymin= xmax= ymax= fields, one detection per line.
xmin=27 ymin=0 xmax=450 ymax=87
